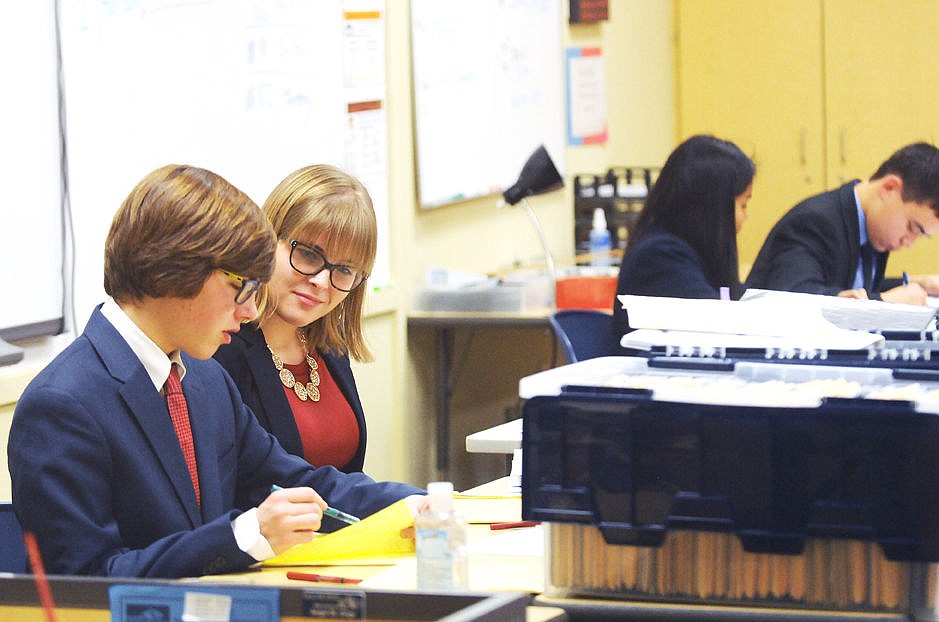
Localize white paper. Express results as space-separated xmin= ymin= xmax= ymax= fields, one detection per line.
xmin=619 ymin=294 xmax=841 ymax=337
xmin=741 ymin=289 xmax=937 ymax=332
xmin=616 ymin=292 xmax=901 ymax=352
xmin=621 ymin=328 xmax=884 ymax=352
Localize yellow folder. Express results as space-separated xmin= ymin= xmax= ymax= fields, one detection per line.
xmin=261 ymin=499 xmax=415 ymax=566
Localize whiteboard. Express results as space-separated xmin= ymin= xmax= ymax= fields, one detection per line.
xmin=410 ymin=0 xmax=566 ymax=208
xmin=0 ymin=1 xmax=64 ymax=343
xmin=59 ymin=0 xmax=390 ymax=324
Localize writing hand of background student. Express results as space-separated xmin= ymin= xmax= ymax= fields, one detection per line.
xmin=909 ymin=274 xmax=939 ymax=296
xmin=881 ymin=283 xmax=928 ymax=306
xmin=259 ymin=486 xmax=326 ymax=553
xmin=837 ymin=288 xmax=869 ymax=300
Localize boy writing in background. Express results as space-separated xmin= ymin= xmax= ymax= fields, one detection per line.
xmin=747 ymin=142 xmax=939 ymax=304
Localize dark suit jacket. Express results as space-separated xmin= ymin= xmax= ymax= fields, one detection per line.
xmin=746 ymin=181 xmax=889 ymax=297
xmin=610 ymin=229 xmax=720 ymax=351
xmin=213 ymin=325 xmax=367 ymax=473
xmin=8 ymin=306 xmax=421 ymax=578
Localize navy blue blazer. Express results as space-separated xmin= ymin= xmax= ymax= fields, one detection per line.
xmin=610 ymin=229 xmax=720 ymax=351
xmin=214 ymin=325 xmax=367 ymax=474
xmin=8 ymin=306 xmax=421 ymax=578
xmin=746 ymin=181 xmax=889 ymax=297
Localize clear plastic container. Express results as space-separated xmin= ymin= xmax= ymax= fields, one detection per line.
xmin=415 ymin=481 xmax=469 ymax=590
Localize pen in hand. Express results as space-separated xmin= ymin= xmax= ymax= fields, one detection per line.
xmin=323 ymin=506 xmax=361 ymax=524
xmin=903 ymin=271 xmax=910 ymax=286
xmin=270 ymin=485 xmax=361 ymax=525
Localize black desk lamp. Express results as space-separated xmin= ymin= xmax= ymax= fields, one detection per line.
xmin=497 ymin=145 xmax=564 ymax=280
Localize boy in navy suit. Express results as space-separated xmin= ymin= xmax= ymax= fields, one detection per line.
xmin=9 ymin=164 xmax=422 ymax=578
xmin=747 ymin=142 xmax=939 ymax=303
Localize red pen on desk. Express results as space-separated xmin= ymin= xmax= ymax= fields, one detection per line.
xmin=489 ymin=520 xmax=540 ymax=531
xmin=286 ymin=571 xmax=362 ymax=585
xmin=23 ymin=531 xmax=58 ymax=622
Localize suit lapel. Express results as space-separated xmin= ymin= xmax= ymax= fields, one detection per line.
xmin=323 ymin=352 xmax=362 ymax=415
xmin=86 ymin=308 xmax=203 ymax=526
xmin=245 ymin=327 xmax=305 ymax=456
xmin=181 ymin=365 xmax=222 ymax=521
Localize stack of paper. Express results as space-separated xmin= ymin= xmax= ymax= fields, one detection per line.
xmin=741 ymin=289 xmax=937 ymax=332
xmin=616 ymin=290 xmax=932 ymax=352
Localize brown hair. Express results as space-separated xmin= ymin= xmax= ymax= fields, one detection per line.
xmin=104 ymin=164 xmax=275 ymax=303
xmin=255 ymin=165 xmax=377 ymax=361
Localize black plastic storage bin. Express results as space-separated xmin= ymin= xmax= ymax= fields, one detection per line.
xmin=521 ymin=382 xmax=939 ymax=614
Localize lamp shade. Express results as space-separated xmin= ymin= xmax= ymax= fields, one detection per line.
xmin=502 ymin=145 xmax=563 ymax=206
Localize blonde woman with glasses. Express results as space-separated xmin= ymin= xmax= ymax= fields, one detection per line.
xmin=214 ymin=165 xmax=387 ymax=484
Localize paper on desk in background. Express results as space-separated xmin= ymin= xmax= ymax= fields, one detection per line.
xmin=261 ymin=499 xmax=414 ymax=566
xmin=453 ymin=493 xmax=521 ymax=524
xmin=618 ymin=293 xmax=886 ymax=351
xmin=741 ymin=288 xmax=938 ymax=331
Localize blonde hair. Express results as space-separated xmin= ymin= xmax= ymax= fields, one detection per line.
xmin=255 ymin=165 xmax=376 ymax=361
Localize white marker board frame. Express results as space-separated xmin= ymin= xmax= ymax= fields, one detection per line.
xmin=410 ymin=0 xmax=566 ymax=209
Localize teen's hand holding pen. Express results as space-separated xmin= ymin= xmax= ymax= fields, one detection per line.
xmin=881 ymin=275 xmax=928 ymax=305
xmin=259 ymin=484 xmax=329 ymax=554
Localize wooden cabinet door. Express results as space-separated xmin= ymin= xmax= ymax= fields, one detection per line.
xmin=676 ymin=0 xmax=826 ymax=275
xmin=824 ymin=0 xmax=939 ymax=275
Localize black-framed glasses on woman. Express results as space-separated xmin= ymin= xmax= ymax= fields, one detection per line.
xmin=288 ymin=240 xmax=368 ymax=292
xmin=219 ymin=269 xmax=261 ymax=304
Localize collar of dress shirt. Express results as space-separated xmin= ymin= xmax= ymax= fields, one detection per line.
xmin=100 ymin=297 xmax=187 ymax=391
xmin=853 ymin=182 xmax=869 ymax=248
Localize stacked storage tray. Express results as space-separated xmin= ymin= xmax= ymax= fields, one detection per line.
xmin=519 ymin=356 xmax=939 ymax=619
xmin=634 ymin=328 xmax=939 ymax=377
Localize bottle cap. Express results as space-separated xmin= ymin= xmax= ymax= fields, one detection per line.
xmin=426 ymin=481 xmax=454 ymax=512
xmin=592 ymin=207 xmax=607 ymax=231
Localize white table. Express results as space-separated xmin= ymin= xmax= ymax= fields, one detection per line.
xmin=465 ymin=418 xmax=522 ymax=454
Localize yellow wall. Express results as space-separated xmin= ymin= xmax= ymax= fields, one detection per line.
xmin=3 ymin=1 xmax=677 ymax=496
xmin=392 ymin=0 xmax=676 ymax=490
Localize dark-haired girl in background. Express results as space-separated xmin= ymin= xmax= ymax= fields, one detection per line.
xmin=609 ymin=134 xmax=755 ymax=351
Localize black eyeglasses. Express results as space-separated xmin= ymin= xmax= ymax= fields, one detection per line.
xmin=219 ymin=269 xmax=261 ymax=304
xmin=288 ymin=240 xmax=368 ymax=292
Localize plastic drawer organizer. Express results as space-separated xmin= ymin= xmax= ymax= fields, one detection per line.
xmin=519 ymin=356 xmax=939 ymax=618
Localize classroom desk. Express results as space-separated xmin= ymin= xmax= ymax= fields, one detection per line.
xmin=407 ymin=309 xmax=554 ymax=481
xmin=0 ymin=575 xmax=550 ymax=622
xmin=465 ymin=418 xmax=522 ymax=454
xmin=0 ymin=478 xmax=564 ymax=621
xmin=204 ymin=478 xmax=539 ymax=592
xmin=4 ymin=473 xmax=902 ymax=621
xmin=191 ymin=477 xmax=561 ymax=621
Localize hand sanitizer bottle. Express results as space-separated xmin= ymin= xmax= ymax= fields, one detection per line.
xmin=589 ymin=207 xmax=612 ymax=266
xmin=415 ymin=481 xmax=469 ymax=590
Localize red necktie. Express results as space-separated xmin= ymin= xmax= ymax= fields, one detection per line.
xmin=164 ymin=366 xmax=200 ymax=507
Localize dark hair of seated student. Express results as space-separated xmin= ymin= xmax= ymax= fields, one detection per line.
xmin=610 ymin=134 xmax=755 ymax=351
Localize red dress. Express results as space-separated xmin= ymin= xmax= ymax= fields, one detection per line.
xmin=281 ymin=351 xmax=359 ymax=469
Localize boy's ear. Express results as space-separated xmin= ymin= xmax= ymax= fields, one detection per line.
xmin=879 ymin=173 xmax=903 ymax=196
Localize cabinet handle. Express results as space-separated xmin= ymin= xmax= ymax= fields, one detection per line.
xmin=800 ymin=127 xmax=807 ymax=164
xmin=839 ymin=127 xmax=847 ymax=164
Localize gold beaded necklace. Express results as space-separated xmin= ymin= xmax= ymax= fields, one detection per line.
xmin=267 ymin=330 xmax=320 ymax=402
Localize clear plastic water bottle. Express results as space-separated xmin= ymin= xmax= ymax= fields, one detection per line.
xmin=589 ymin=207 xmax=612 ymax=266
xmin=415 ymin=481 xmax=469 ymax=590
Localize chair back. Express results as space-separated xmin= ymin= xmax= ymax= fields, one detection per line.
xmin=549 ymin=309 xmax=613 ymax=363
xmin=0 ymin=502 xmax=27 ymax=573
